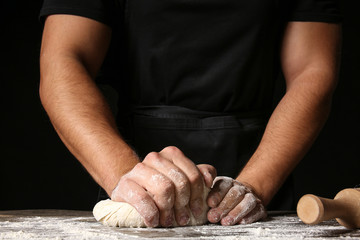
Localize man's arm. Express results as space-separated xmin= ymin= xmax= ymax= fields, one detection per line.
xmin=237 ymin=22 xmax=341 ymax=204
xmin=207 ymin=22 xmax=341 ymax=224
xmin=40 ymin=14 xmax=139 ymax=194
xmin=40 ymin=15 xmax=215 ymax=227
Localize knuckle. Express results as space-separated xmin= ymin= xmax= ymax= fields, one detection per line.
xmin=168 ymin=169 xmax=190 ymax=193
xmin=177 ymin=180 xmax=190 ymax=194
xmin=161 ymin=180 xmax=175 ymax=196
xmin=133 ymin=162 xmax=145 ymax=172
xmin=152 ymin=175 xmax=175 ymax=197
xmin=203 ymin=165 xmax=217 ymax=179
xmin=209 ymin=165 xmax=217 ymax=174
xmin=188 ymin=172 xmax=202 ymax=185
xmin=228 ymin=186 xmax=242 ymax=199
xmin=144 ymin=152 xmax=160 ymax=162
xmin=162 ymin=146 xmax=181 ymax=156
xmin=150 ymin=174 xmax=175 ymax=198
xmin=137 ymin=191 xmax=150 ymax=203
xmin=119 ymin=176 xmax=131 ymax=186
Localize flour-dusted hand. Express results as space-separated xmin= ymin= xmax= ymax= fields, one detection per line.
xmin=111 ymin=146 xmax=216 ymax=227
xmin=207 ymin=176 xmax=267 ymax=225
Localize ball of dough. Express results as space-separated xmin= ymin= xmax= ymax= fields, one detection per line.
xmin=93 ymin=188 xmax=210 ymax=228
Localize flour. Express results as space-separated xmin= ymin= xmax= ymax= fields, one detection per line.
xmin=1 ymin=210 xmax=359 ymax=240
xmin=252 ymin=227 xmax=271 ymax=236
xmin=0 ymin=214 xmax=123 ymax=240
xmin=0 ymin=230 xmax=39 ymax=240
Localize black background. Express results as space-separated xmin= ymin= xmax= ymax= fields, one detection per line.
xmin=1 ymin=1 xmax=359 ymax=211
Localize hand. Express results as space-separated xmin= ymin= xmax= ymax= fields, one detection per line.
xmin=207 ymin=176 xmax=267 ymax=225
xmin=111 ymin=146 xmax=216 ymax=227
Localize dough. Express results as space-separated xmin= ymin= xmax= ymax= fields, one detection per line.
xmin=93 ymin=188 xmax=210 ymax=228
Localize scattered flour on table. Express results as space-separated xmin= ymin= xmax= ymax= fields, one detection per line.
xmin=0 ymin=216 xmax=122 ymax=240
xmin=1 ymin=212 xmax=359 ymax=240
xmin=252 ymin=227 xmax=271 ymax=237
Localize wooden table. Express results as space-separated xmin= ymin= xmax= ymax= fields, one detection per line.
xmin=0 ymin=210 xmax=359 ymax=239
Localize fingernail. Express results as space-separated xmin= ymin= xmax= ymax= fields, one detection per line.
xmin=208 ymin=209 xmax=220 ymax=222
xmin=222 ymin=216 xmax=234 ymax=226
xmin=148 ymin=217 xmax=159 ymax=227
xmin=179 ymin=213 xmax=190 ymax=226
xmin=165 ymin=215 xmax=173 ymax=227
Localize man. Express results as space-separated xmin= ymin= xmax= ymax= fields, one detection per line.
xmin=39 ymin=0 xmax=342 ymax=227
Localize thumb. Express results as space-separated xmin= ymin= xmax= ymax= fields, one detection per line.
xmin=197 ymin=164 xmax=217 ymax=188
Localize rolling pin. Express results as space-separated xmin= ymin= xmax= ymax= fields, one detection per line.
xmin=297 ymin=188 xmax=360 ymax=229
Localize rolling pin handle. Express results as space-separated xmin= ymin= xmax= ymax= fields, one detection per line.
xmin=297 ymin=194 xmax=346 ymax=225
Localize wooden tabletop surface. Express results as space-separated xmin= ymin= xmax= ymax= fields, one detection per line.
xmin=0 ymin=209 xmax=359 ymax=239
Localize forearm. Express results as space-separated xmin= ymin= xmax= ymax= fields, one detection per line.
xmin=237 ymin=71 xmax=335 ymax=205
xmin=40 ymin=56 xmax=139 ymax=195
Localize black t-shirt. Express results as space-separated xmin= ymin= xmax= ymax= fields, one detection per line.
xmin=40 ymin=0 xmax=342 ymax=116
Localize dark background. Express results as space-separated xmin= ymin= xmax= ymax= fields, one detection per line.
xmin=1 ymin=1 xmax=359 ymax=211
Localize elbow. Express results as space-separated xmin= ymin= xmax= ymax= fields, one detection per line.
xmin=288 ymin=68 xmax=339 ymax=104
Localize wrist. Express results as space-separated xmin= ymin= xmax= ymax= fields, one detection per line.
xmin=101 ymin=147 xmax=140 ymax=196
xmin=236 ymin=172 xmax=276 ymax=206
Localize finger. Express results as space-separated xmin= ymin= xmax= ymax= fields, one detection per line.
xmin=207 ymin=176 xmax=233 ymax=208
xmin=143 ymin=151 xmax=191 ymax=226
xmin=127 ymin=162 xmax=176 ymax=227
xmin=197 ymin=164 xmax=217 ymax=188
xmin=239 ymin=204 xmax=267 ymax=224
xmin=111 ymin=177 xmax=159 ymax=227
xmin=159 ymin=146 xmax=205 ymax=218
xmin=220 ymin=193 xmax=258 ymax=226
xmin=207 ymin=184 xmax=246 ymax=223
